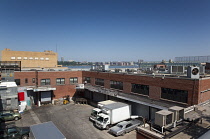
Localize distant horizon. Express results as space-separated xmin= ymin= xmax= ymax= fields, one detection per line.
xmin=1 ymin=0 xmax=209 ymax=62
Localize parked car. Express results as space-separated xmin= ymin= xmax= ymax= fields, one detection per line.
xmin=0 ymin=126 xmax=29 ymax=139
xmin=0 ymin=110 xmax=21 ymax=122
xmin=108 ymin=119 xmax=142 ymax=136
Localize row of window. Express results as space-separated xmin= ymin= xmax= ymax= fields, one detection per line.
xmin=15 ymin=77 xmax=78 ymax=85
xmin=85 ymin=77 xmax=188 ymax=103
xmin=161 ymin=88 xmax=188 ymax=103
xmin=11 ymin=57 xmax=49 ymax=60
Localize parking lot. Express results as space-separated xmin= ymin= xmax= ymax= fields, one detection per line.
xmin=14 ymin=103 xmax=136 ymax=139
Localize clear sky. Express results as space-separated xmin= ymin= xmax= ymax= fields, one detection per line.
xmin=0 ymin=0 xmax=210 ymax=62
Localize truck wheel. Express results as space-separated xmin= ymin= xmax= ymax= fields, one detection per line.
xmin=22 ymin=135 xmax=29 ymax=139
xmin=14 ymin=117 xmax=19 ymax=121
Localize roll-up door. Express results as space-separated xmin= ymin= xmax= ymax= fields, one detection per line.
xmin=41 ymin=91 xmax=51 ymax=102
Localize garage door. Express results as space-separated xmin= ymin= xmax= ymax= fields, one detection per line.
xmin=41 ymin=91 xmax=51 ymax=102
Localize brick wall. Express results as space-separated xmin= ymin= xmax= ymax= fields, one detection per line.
xmin=198 ymin=79 xmax=210 ymax=104
xmin=82 ymin=71 xmax=202 ymax=105
xmin=149 ymin=86 xmax=161 ymax=100
xmin=13 ymin=71 xmax=210 ymax=105
xmin=14 ymin=71 xmax=82 ymax=99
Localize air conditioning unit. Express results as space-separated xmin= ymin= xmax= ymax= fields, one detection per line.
xmin=155 ymin=110 xmax=174 ymax=127
xmin=187 ymin=66 xmax=199 ymax=79
xmin=168 ymin=106 xmax=185 ymax=122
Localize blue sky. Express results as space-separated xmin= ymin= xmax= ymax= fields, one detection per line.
xmin=0 ymin=0 xmax=210 ymax=62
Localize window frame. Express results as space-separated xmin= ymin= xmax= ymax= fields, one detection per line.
xmin=95 ymin=78 xmax=104 ymax=86
xmin=40 ymin=79 xmax=51 ymax=85
xmin=85 ymin=77 xmax=91 ymax=83
xmin=131 ymin=83 xmax=149 ymax=96
xmin=32 ymin=78 xmax=36 ymax=84
xmin=110 ymin=80 xmax=123 ymax=90
xmin=70 ymin=77 xmax=78 ymax=84
xmin=25 ymin=78 xmax=28 ymax=84
xmin=161 ymin=88 xmax=188 ymax=103
xmin=56 ymin=78 xmax=65 ymax=85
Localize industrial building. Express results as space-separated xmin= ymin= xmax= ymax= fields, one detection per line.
xmin=0 ymin=48 xmax=58 ymax=69
xmin=13 ymin=68 xmax=210 ymax=122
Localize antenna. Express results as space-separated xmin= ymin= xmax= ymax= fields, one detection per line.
xmin=56 ymin=44 xmax=57 ymax=53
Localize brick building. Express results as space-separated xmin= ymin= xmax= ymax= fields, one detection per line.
xmin=14 ymin=71 xmax=83 ymax=105
xmin=12 ymin=70 xmax=210 ymax=120
xmin=0 ymin=48 xmax=58 ymax=69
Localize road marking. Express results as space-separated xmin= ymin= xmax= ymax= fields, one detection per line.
xmin=29 ymin=110 xmax=41 ymax=124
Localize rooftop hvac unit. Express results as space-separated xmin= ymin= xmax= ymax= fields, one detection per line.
xmin=155 ymin=110 xmax=174 ymax=127
xmin=168 ymin=106 xmax=185 ymax=122
xmin=187 ymin=66 xmax=199 ymax=79
xmin=168 ymin=66 xmax=184 ymax=74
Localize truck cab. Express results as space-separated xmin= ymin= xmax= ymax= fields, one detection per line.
xmin=89 ymin=100 xmax=116 ymax=123
xmin=95 ymin=113 xmax=110 ymax=129
xmin=89 ymin=108 xmax=102 ymax=122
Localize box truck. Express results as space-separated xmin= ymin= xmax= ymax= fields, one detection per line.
xmin=89 ymin=100 xmax=116 ymax=123
xmin=95 ymin=102 xmax=131 ymax=130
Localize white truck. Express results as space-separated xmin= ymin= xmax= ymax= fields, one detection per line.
xmin=95 ymin=102 xmax=131 ymax=130
xmin=89 ymin=100 xmax=116 ymax=123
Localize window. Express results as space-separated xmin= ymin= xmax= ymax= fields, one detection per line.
xmin=23 ymin=57 xmax=27 ymax=60
xmin=29 ymin=57 xmax=33 ymax=60
xmin=56 ymin=78 xmax=65 ymax=85
xmin=15 ymin=79 xmax=20 ymax=85
xmin=70 ymin=77 xmax=78 ymax=84
xmin=40 ymin=58 xmax=44 ymax=60
xmin=161 ymin=88 xmax=188 ymax=103
xmin=95 ymin=78 xmax=104 ymax=86
xmin=6 ymin=99 xmax=11 ymax=105
xmin=17 ymin=57 xmax=21 ymax=60
xmin=110 ymin=80 xmax=123 ymax=90
xmin=41 ymin=79 xmax=50 ymax=85
xmin=11 ymin=57 xmax=15 ymax=60
xmin=126 ymin=123 xmax=133 ymax=128
xmin=46 ymin=58 xmax=49 ymax=60
xmin=131 ymin=84 xmax=149 ymax=96
xmin=32 ymin=78 xmax=36 ymax=83
xmin=25 ymin=78 xmax=28 ymax=84
xmin=8 ymin=128 xmax=18 ymax=134
xmin=85 ymin=77 xmax=91 ymax=83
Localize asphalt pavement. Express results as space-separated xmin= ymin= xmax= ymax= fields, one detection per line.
xmin=14 ymin=103 xmax=136 ymax=139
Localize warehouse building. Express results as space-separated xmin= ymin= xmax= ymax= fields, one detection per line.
xmin=0 ymin=48 xmax=58 ymax=69
xmin=13 ymin=67 xmax=210 ymax=121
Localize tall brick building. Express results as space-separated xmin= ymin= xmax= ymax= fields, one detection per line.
xmin=0 ymin=48 xmax=58 ymax=69
xmin=13 ymin=70 xmax=210 ymax=121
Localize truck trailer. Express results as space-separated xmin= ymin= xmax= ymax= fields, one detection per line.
xmin=95 ymin=102 xmax=131 ymax=130
xmin=89 ymin=100 xmax=117 ymax=123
